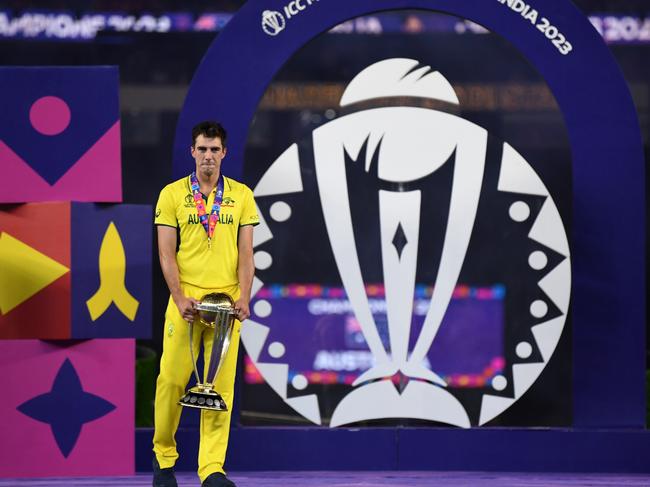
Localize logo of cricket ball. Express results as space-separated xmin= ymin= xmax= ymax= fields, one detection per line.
xmin=243 ymin=58 xmax=571 ymax=428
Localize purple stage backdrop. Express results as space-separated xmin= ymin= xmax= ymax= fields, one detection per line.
xmin=176 ymin=0 xmax=645 ymax=431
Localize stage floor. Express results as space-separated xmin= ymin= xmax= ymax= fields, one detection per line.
xmin=2 ymin=471 xmax=650 ymax=486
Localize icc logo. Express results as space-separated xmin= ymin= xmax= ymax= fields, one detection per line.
xmin=261 ymin=10 xmax=286 ymax=36
xmin=244 ymin=58 xmax=571 ymax=427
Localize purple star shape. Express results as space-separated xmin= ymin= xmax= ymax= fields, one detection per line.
xmin=17 ymin=358 xmax=116 ymax=458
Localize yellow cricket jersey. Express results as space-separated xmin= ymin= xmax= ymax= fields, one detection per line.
xmin=154 ymin=175 xmax=259 ymax=289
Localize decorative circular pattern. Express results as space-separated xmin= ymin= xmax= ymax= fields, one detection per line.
xmin=268 ymin=341 xmax=286 ymax=358
xmin=492 ymin=375 xmax=508 ymax=391
xmin=254 ymin=251 xmax=273 ymax=270
xmin=528 ymin=251 xmax=548 ymax=270
xmin=270 ymin=201 xmax=292 ymax=222
xmin=516 ymin=341 xmax=533 ymax=359
xmin=292 ymin=374 xmax=309 ymax=390
xmin=508 ymin=201 xmax=530 ymax=222
xmin=530 ymin=300 xmax=548 ymax=319
xmin=242 ymin=73 xmax=574 ymax=427
xmin=29 ymin=96 xmax=71 ymax=136
xmin=253 ymin=299 xmax=272 ymax=318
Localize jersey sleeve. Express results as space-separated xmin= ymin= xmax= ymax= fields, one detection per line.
xmin=240 ymin=186 xmax=260 ymax=227
xmin=154 ymin=185 xmax=178 ymax=227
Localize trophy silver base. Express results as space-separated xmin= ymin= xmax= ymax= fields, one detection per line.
xmin=179 ymin=386 xmax=227 ymax=411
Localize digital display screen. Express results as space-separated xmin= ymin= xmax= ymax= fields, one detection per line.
xmin=245 ymin=284 xmax=505 ymax=388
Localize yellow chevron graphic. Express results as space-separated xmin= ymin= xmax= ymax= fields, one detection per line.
xmin=86 ymin=222 xmax=139 ymax=321
xmin=0 ymin=232 xmax=70 ymax=315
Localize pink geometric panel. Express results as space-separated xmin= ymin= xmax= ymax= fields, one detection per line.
xmin=0 ymin=339 xmax=134 ymax=477
xmin=0 ymin=121 xmax=122 ymax=203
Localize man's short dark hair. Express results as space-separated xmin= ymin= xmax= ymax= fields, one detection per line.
xmin=191 ymin=121 xmax=227 ymax=148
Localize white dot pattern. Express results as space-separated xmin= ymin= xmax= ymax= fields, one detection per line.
xmin=292 ymin=374 xmax=308 ymax=390
xmin=254 ymin=300 xmax=272 ymax=318
xmin=516 ymin=341 xmax=533 ymax=359
xmin=268 ymin=341 xmax=286 ymax=358
xmin=530 ymin=300 xmax=548 ymax=318
xmin=492 ymin=375 xmax=507 ymax=391
xmin=254 ymin=251 xmax=273 ymax=270
xmin=509 ymin=201 xmax=530 ymax=222
xmin=270 ymin=201 xmax=292 ymax=222
xmin=528 ymin=251 xmax=548 ymax=270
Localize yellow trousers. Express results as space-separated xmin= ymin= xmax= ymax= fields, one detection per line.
xmin=153 ymin=283 xmax=241 ymax=482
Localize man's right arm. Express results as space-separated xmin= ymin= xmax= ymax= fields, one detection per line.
xmin=157 ymin=225 xmax=198 ymax=322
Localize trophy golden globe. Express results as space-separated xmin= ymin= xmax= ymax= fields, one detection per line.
xmin=179 ymin=292 xmax=236 ymax=411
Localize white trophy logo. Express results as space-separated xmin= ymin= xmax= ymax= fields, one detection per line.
xmin=261 ymin=10 xmax=286 ymax=36
xmin=243 ymin=58 xmax=571 ymax=428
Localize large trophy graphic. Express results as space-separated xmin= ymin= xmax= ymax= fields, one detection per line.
xmin=312 ymin=58 xmax=488 ymax=427
xmin=246 ymin=57 xmax=571 ymax=428
xmin=179 ymin=293 xmax=236 ymax=411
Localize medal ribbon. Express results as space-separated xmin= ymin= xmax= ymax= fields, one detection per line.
xmin=190 ymin=171 xmax=224 ymax=248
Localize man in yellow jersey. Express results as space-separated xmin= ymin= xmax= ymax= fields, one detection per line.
xmin=152 ymin=121 xmax=258 ymax=487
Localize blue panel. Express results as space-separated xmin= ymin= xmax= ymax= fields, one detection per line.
xmin=71 ymin=203 xmax=152 ymax=339
xmin=136 ymin=427 xmax=398 ymax=472
xmin=136 ymin=427 xmax=650 ymax=473
xmin=227 ymin=428 xmax=398 ymax=471
xmin=174 ymin=0 xmax=645 ymax=428
xmin=398 ymin=428 xmax=650 ymax=473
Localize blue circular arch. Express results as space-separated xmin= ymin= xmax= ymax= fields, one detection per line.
xmin=174 ymin=0 xmax=645 ymax=428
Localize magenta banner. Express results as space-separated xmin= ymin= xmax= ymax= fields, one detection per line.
xmin=0 ymin=339 xmax=134 ymax=477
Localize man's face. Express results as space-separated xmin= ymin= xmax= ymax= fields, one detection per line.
xmin=191 ymin=135 xmax=226 ymax=178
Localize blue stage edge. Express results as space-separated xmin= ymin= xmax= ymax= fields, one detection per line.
xmin=136 ymin=427 xmax=650 ymax=473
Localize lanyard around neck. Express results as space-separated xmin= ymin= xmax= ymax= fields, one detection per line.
xmin=190 ymin=171 xmax=224 ymax=249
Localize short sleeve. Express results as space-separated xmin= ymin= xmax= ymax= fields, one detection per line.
xmin=154 ymin=186 xmax=178 ymax=227
xmin=240 ymin=186 xmax=260 ymax=227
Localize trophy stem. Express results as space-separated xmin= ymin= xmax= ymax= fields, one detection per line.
xmin=206 ymin=310 xmax=234 ymax=385
xmin=188 ymin=320 xmax=201 ymax=386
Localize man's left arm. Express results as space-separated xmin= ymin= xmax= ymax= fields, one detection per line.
xmin=235 ymin=224 xmax=255 ymax=321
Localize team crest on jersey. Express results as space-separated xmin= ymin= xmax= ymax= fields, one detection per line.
xmin=223 ymin=197 xmax=236 ymax=207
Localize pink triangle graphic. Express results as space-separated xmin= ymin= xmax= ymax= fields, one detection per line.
xmin=0 ymin=121 xmax=122 ymax=202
